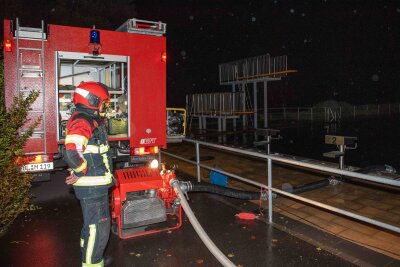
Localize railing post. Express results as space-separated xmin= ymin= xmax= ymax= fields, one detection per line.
xmin=283 ymin=105 xmax=286 ymax=120
xmin=297 ymin=107 xmax=300 ymax=121
xmin=268 ymin=158 xmax=273 ymax=223
xmin=339 ymin=145 xmax=344 ymax=170
xmin=196 ymin=142 xmax=201 ymax=182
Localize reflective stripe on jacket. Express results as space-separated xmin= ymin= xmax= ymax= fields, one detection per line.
xmin=65 ymin=110 xmax=113 ymax=186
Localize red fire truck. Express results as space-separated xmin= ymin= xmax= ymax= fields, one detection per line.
xmin=3 ymin=18 xmax=169 ymax=181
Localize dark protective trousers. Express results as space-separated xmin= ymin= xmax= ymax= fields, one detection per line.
xmin=74 ymin=185 xmax=111 ymax=267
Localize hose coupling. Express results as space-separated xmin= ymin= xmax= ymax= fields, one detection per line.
xmin=260 ymin=190 xmax=268 ymax=200
xmin=178 ymin=181 xmax=193 ymax=193
xmin=169 ymin=178 xmax=179 ymax=189
xmin=329 ymin=178 xmax=341 ymax=186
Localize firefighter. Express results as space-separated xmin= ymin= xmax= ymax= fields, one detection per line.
xmin=64 ymin=81 xmax=114 ymax=267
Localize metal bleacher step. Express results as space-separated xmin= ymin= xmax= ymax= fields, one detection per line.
xmin=254 ymin=140 xmax=270 ymax=146
xmin=323 ymin=151 xmax=345 ymax=159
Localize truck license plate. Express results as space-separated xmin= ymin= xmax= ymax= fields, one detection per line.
xmin=130 ymin=155 xmax=155 ymax=163
xmin=21 ymin=162 xmax=54 ymax=172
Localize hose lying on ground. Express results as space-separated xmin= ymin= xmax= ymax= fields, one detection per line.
xmin=169 ymin=178 xmax=333 ymax=266
xmin=180 ymin=178 xmax=333 ymax=200
xmin=170 ymin=179 xmax=236 ymax=267
xmin=284 ymin=179 xmax=331 ymax=195
xmin=184 ymin=181 xmax=269 ymax=200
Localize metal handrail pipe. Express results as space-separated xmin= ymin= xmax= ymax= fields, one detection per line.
xmin=160 ymin=151 xmax=400 ymax=233
xmin=161 ymin=151 xmax=266 ymax=188
xmin=268 ymin=154 xmax=400 ymax=187
xmin=272 ymin=187 xmax=400 ymax=233
xmin=184 ymin=139 xmax=400 ymax=187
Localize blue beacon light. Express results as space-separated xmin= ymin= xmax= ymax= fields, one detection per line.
xmin=90 ymin=29 xmax=100 ymax=44
xmin=89 ymin=26 xmax=101 ymax=56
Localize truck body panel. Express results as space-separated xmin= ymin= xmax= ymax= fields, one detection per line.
xmin=3 ymin=19 xmax=167 ymax=162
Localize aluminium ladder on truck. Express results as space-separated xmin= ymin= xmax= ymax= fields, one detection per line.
xmin=116 ymin=18 xmax=166 ymax=36
xmin=15 ymin=18 xmax=47 ymax=154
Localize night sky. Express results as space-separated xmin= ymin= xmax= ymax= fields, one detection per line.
xmin=2 ymin=0 xmax=400 ymax=107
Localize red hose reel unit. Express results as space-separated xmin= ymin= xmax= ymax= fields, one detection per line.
xmin=111 ymin=167 xmax=182 ymax=239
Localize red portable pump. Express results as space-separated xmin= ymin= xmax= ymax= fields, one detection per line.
xmin=111 ymin=167 xmax=182 ymax=239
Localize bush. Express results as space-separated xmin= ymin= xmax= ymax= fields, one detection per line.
xmin=0 ymin=60 xmax=41 ymax=235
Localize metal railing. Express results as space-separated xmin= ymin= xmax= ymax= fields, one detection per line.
xmin=161 ymin=139 xmax=400 ymax=234
xmin=219 ymin=54 xmax=288 ymax=84
xmin=265 ymin=103 xmax=400 ymax=122
xmin=186 ymin=92 xmax=247 ymax=116
xmin=186 ymin=99 xmax=400 ymax=124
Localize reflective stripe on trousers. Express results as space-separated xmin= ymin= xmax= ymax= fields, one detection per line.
xmin=82 ymin=259 xmax=104 ymax=267
xmin=76 ymin=190 xmax=111 ymax=267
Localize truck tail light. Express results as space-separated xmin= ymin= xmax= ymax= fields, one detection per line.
xmin=161 ymin=52 xmax=167 ymax=62
xmin=16 ymin=154 xmax=53 ymax=165
xmin=131 ymin=146 xmax=159 ymax=155
xmin=4 ymin=39 xmax=12 ymax=52
xmin=30 ymin=154 xmax=52 ymax=163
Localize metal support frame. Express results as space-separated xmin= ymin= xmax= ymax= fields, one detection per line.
xmin=217 ymin=118 xmax=222 ymax=143
xmin=339 ymin=145 xmax=345 ymax=170
xmin=253 ymin=81 xmax=257 ymax=130
xmin=267 ymin=158 xmax=272 ymax=222
xmin=242 ymin=85 xmax=246 ymax=129
xmin=232 ymin=84 xmax=236 ymax=130
xmin=195 ymin=142 xmax=201 ymax=182
xmin=161 ymin=139 xmax=400 ymax=234
xmin=263 ymin=81 xmax=268 ymax=128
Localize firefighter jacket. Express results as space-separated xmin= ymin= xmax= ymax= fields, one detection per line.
xmin=64 ymin=106 xmax=113 ymax=186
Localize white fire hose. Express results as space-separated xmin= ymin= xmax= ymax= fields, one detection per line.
xmin=170 ymin=179 xmax=236 ymax=267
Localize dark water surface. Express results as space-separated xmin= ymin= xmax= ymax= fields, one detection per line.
xmin=191 ymin=117 xmax=400 ymax=171
xmin=272 ymin=118 xmax=400 ymax=171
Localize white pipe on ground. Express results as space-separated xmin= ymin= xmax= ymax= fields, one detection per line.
xmin=170 ymin=179 xmax=236 ymax=267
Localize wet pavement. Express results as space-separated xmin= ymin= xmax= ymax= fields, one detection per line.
xmin=161 ymin=141 xmax=400 ymax=261
xmin=0 ymin=170 xmax=385 ymax=267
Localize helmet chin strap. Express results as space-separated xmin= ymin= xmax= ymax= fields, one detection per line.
xmin=75 ymin=104 xmax=97 ymax=114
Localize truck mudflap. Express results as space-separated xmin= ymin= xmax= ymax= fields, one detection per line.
xmin=32 ymin=172 xmax=51 ymax=182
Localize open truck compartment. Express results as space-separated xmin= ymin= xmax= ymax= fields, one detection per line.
xmin=57 ymin=52 xmax=130 ymax=140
